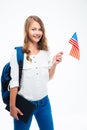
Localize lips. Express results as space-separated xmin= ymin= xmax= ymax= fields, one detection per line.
xmin=33 ymin=35 xmax=40 ymax=38
xmin=33 ymin=35 xmax=41 ymax=40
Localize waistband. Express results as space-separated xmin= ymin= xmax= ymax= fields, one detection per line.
xmin=31 ymin=95 xmax=49 ymax=107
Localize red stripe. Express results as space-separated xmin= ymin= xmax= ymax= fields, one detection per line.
xmin=70 ymin=46 xmax=80 ymax=60
xmin=69 ymin=38 xmax=79 ymax=49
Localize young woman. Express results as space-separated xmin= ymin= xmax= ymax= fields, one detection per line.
xmin=10 ymin=15 xmax=63 ymax=130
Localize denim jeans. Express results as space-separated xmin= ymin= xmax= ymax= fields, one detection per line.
xmin=14 ymin=96 xmax=54 ymax=130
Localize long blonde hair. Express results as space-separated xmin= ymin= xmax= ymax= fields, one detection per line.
xmin=23 ymin=15 xmax=49 ymax=61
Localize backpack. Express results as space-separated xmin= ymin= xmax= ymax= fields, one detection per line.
xmin=1 ymin=46 xmax=24 ymax=107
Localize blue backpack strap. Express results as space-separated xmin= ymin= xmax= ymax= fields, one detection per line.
xmin=15 ymin=46 xmax=24 ymax=86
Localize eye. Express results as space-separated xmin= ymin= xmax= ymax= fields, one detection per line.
xmin=32 ymin=28 xmax=36 ymax=31
xmin=39 ymin=28 xmax=42 ymax=31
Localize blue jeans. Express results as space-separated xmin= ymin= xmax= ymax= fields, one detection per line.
xmin=14 ymin=96 xmax=54 ymax=130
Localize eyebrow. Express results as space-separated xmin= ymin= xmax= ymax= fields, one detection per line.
xmin=31 ymin=27 xmax=42 ymax=30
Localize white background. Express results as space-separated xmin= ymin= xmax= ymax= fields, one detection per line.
xmin=0 ymin=0 xmax=87 ymax=129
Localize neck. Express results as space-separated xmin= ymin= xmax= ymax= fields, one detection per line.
xmin=28 ymin=42 xmax=39 ymax=54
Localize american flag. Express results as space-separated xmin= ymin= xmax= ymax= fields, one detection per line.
xmin=69 ymin=32 xmax=80 ymax=60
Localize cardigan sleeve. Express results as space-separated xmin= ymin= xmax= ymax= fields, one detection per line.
xmin=9 ymin=49 xmax=19 ymax=88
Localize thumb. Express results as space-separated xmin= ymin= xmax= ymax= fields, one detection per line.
xmin=56 ymin=51 xmax=63 ymax=56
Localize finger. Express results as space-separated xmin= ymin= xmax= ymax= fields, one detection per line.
xmin=56 ymin=55 xmax=62 ymax=59
xmin=56 ymin=56 xmax=62 ymax=62
xmin=59 ymin=51 xmax=63 ymax=55
xmin=56 ymin=52 xmax=63 ymax=56
xmin=18 ymin=109 xmax=23 ymax=116
xmin=56 ymin=58 xmax=62 ymax=62
xmin=10 ymin=112 xmax=19 ymax=120
xmin=15 ymin=114 xmax=19 ymax=120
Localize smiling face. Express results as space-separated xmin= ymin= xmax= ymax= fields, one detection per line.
xmin=23 ymin=16 xmax=48 ymax=52
xmin=28 ymin=20 xmax=43 ymax=44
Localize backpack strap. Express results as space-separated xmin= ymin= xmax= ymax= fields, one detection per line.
xmin=15 ymin=46 xmax=24 ymax=86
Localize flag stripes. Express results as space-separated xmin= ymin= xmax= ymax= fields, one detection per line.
xmin=69 ymin=38 xmax=79 ymax=49
xmin=69 ymin=32 xmax=80 ymax=60
xmin=69 ymin=45 xmax=80 ymax=60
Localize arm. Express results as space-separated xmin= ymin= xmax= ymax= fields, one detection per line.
xmin=49 ymin=52 xmax=63 ymax=80
xmin=10 ymin=50 xmax=23 ymax=120
xmin=10 ymin=87 xmax=20 ymax=120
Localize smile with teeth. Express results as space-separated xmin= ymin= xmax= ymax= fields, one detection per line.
xmin=33 ymin=35 xmax=40 ymax=39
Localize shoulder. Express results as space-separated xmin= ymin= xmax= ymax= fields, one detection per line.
xmin=10 ymin=48 xmax=16 ymax=56
xmin=11 ymin=46 xmax=23 ymax=56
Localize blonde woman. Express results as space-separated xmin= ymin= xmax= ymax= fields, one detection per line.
xmin=10 ymin=15 xmax=63 ymax=130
